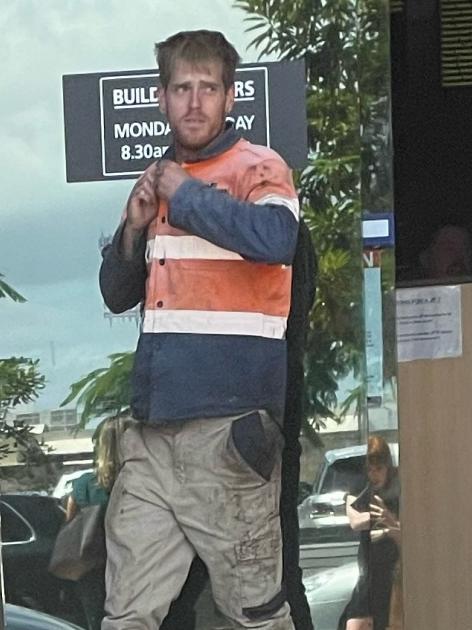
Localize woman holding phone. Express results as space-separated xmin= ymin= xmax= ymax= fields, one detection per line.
xmin=338 ymin=435 xmax=400 ymax=630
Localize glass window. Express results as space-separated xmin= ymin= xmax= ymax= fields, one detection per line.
xmin=392 ymin=5 xmax=472 ymax=286
xmin=0 ymin=502 xmax=33 ymax=544
xmin=1 ymin=1 xmax=400 ymax=628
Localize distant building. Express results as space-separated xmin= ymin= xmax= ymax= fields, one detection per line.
xmin=15 ymin=412 xmax=41 ymax=426
xmin=50 ymin=408 xmax=78 ymax=430
xmin=14 ymin=408 xmax=78 ymax=431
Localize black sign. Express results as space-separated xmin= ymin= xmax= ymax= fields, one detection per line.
xmin=63 ymin=60 xmax=307 ymax=182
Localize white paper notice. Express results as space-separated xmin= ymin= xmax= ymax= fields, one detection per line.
xmin=396 ymin=286 xmax=462 ymax=362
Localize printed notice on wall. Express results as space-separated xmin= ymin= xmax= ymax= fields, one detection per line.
xmin=396 ymin=286 xmax=462 ymax=362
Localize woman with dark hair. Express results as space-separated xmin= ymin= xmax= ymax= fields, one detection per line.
xmin=338 ymin=436 xmax=401 ymax=630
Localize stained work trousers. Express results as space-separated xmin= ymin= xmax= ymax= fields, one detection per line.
xmin=101 ymin=413 xmax=295 ymax=629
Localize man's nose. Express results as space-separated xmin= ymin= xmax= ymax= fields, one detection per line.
xmin=189 ymin=87 xmax=202 ymax=109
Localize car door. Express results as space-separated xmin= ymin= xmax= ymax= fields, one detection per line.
xmin=1 ymin=499 xmax=37 ymax=606
xmin=1 ymin=496 xmax=64 ymax=613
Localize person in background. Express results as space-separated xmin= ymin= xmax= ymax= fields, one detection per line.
xmin=419 ymin=223 xmax=472 ymax=279
xmin=66 ymin=417 xmax=204 ymax=630
xmin=65 ymin=417 xmax=129 ymax=630
xmin=371 ymin=500 xmax=402 ymax=630
xmin=338 ymin=436 xmax=400 ymax=630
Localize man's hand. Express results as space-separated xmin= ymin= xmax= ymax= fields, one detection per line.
xmin=154 ymin=160 xmax=191 ymax=202
xmin=121 ymin=164 xmax=159 ymax=260
xmin=125 ymin=164 xmax=160 ymax=233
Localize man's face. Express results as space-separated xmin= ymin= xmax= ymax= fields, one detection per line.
xmin=159 ymin=59 xmax=234 ymax=157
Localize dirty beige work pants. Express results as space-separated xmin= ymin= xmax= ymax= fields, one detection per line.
xmin=101 ymin=411 xmax=295 ymax=629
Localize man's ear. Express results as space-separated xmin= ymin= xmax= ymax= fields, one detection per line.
xmin=225 ymin=84 xmax=235 ymax=115
xmin=158 ymin=87 xmax=167 ymax=115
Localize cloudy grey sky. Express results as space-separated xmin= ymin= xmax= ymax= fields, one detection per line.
xmin=1 ymin=0 xmax=271 ymax=414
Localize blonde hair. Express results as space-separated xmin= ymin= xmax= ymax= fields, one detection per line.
xmin=94 ymin=416 xmax=130 ymax=492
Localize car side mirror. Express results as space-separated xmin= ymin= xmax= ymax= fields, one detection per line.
xmin=297 ymin=481 xmax=312 ymax=505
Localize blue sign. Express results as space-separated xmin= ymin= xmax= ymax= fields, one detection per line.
xmin=362 ymin=212 xmax=395 ymax=248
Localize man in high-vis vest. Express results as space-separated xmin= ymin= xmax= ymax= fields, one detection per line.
xmin=100 ymin=30 xmax=301 ymax=629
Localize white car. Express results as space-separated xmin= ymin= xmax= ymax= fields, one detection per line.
xmin=52 ymin=468 xmax=93 ymax=499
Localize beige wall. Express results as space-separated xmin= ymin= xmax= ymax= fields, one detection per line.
xmin=398 ymin=282 xmax=472 ymax=629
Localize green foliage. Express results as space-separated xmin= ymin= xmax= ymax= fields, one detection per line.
xmin=0 ymin=275 xmax=47 ymax=462
xmin=0 ymin=420 xmax=50 ymax=465
xmin=61 ymin=352 xmax=134 ymax=430
xmin=358 ymin=0 xmax=393 ymax=212
xmin=0 ymin=357 xmax=46 ymax=421
xmin=234 ymin=0 xmax=395 ymax=434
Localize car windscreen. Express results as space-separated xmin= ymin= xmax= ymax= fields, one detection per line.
xmin=320 ymin=456 xmax=367 ymax=496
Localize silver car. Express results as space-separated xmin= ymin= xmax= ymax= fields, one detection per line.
xmin=299 ymin=444 xmax=398 ymax=546
xmin=305 ymin=561 xmax=359 ymax=630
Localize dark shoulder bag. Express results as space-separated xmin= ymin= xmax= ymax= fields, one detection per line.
xmin=48 ymin=504 xmax=106 ymax=581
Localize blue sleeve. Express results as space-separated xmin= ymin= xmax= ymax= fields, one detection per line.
xmin=168 ymin=179 xmax=299 ymax=265
xmin=99 ymin=222 xmax=147 ymax=314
